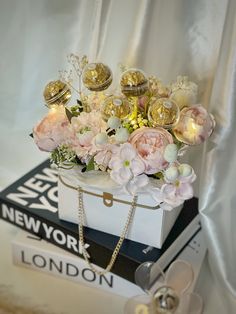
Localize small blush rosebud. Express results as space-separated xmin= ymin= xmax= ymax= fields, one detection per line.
xmin=115 ymin=127 xmax=129 ymax=143
xmin=95 ymin=132 xmax=108 ymax=145
xmin=107 ymin=116 xmax=121 ymax=129
xmin=165 ymin=166 xmax=179 ymax=181
xmin=178 ymin=164 xmax=192 ymax=177
xmin=164 ymin=144 xmax=178 ymax=163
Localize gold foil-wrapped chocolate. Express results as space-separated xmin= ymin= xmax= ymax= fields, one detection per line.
xmin=101 ymin=96 xmax=133 ymax=121
xmin=148 ymin=98 xmax=179 ymax=128
xmin=82 ymin=63 xmax=112 ymax=91
xmin=43 ymin=80 xmax=71 ymax=108
xmin=120 ymin=69 xmax=148 ymax=97
xmin=173 ymin=105 xmax=215 ymax=145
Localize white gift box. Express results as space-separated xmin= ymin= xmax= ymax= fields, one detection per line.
xmin=58 ymin=167 xmax=182 ymax=249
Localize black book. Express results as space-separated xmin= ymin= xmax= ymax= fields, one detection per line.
xmin=0 ymin=160 xmax=200 ymax=283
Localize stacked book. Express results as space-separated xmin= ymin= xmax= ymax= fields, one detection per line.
xmin=0 ymin=160 xmax=206 ymax=297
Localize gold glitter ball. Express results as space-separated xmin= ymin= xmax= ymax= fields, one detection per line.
xmin=82 ymin=63 xmax=112 ymax=91
xmin=120 ymin=69 xmax=149 ymax=97
xmin=148 ymin=98 xmax=179 ymax=128
xmin=101 ymin=96 xmax=133 ymax=121
xmin=43 ymin=80 xmax=71 ymax=108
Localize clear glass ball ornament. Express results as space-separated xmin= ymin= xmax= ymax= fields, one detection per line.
xmin=148 ymin=98 xmax=180 ymax=128
xmin=120 ymin=68 xmax=149 ymax=97
xmin=43 ymin=80 xmax=71 ymax=108
xmin=101 ymin=95 xmax=133 ymax=121
xmin=82 ymin=63 xmax=112 ymax=91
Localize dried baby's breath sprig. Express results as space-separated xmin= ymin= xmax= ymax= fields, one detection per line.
xmin=59 ymin=54 xmax=89 ymax=98
xmin=68 ymin=54 xmax=88 ymax=96
xmin=58 ymin=69 xmax=73 ymax=84
xmin=148 ymin=76 xmax=170 ymax=98
xmin=67 ymin=54 xmax=88 ymax=78
xmin=118 ymin=62 xmax=128 ymax=73
xmin=59 ymin=68 xmax=80 ymax=96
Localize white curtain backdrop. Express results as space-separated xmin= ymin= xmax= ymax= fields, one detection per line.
xmin=0 ymin=0 xmax=235 ymax=311
xmin=199 ymin=0 xmax=236 ymax=312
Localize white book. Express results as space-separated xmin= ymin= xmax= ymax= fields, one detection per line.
xmin=12 ymin=228 xmax=206 ymax=298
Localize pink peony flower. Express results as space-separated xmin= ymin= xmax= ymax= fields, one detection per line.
xmin=173 ymin=105 xmax=215 ymax=145
xmin=129 ymin=127 xmax=173 ymax=174
xmin=70 ymin=110 xmax=107 ymax=161
xmin=109 ymin=143 xmax=146 ymax=186
xmin=33 ymin=107 xmax=71 ymax=152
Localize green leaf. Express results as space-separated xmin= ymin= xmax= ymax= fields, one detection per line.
xmin=81 ymin=167 xmax=87 ymax=172
xmin=153 ymin=172 xmax=164 ymax=180
xmin=65 ymin=107 xmax=74 ymax=123
xmin=77 ymin=99 xmax=83 ymax=106
xmin=86 ymin=157 xmax=95 ymax=171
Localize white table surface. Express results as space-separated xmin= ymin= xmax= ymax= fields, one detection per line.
xmin=0 ymin=134 xmax=227 ymax=314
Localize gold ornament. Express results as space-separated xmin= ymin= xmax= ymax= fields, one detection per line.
xmin=43 ymin=80 xmax=71 ymax=108
xmin=148 ymin=98 xmax=179 ymax=128
xmin=101 ymin=96 xmax=133 ymax=121
xmin=120 ymin=69 xmax=148 ymax=97
xmin=82 ymin=63 xmax=112 ymax=91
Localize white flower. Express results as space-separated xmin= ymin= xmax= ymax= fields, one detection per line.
xmin=160 ymin=165 xmax=196 ymax=211
xmin=126 ymin=174 xmax=149 ymax=195
xmin=109 ymin=143 xmax=145 ymax=186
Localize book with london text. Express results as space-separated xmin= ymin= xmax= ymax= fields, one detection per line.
xmin=0 ymin=159 xmax=200 ymax=283
xmin=12 ymin=227 xmax=206 ymax=298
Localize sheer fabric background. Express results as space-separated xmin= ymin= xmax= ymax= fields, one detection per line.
xmin=0 ymin=0 xmax=235 ymax=312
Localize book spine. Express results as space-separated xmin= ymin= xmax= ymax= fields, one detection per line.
xmin=12 ymin=235 xmax=143 ymax=298
xmin=0 ymin=199 xmax=138 ymax=282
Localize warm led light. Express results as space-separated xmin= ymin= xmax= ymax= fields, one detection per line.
xmin=173 ymin=105 xmax=215 ymax=145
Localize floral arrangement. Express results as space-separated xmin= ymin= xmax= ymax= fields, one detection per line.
xmin=33 ymin=54 xmax=215 ymax=210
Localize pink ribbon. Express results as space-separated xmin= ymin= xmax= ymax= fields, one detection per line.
xmin=124 ymin=260 xmax=203 ymax=314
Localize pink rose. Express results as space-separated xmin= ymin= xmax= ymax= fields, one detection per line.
xmin=129 ymin=127 xmax=173 ymax=174
xmin=33 ymin=107 xmax=71 ymax=152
